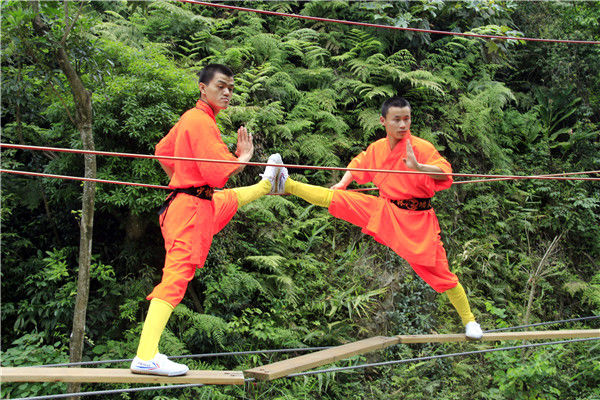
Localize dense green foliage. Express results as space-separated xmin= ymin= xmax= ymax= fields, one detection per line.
xmin=2 ymin=1 xmax=599 ymax=399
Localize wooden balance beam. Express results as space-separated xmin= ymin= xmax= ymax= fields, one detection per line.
xmin=0 ymin=367 xmax=245 ymax=385
xmin=244 ymin=336 xmax=401 ymax=381
xmin=244 ymin=329 xmax=599 ymax=381
xmin=2 ymin=330 xmax=597 ymax=384
xmin=397 ymin=329 xmax=599 ymax=343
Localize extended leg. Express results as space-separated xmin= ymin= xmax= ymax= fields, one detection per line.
xmin=135 ymin=298 xmax=174 ymax=360
xmin=232 ymin=179 xmax=271 ymax=207
xmin=131 ymin=298 xmax=189 ymax=376
xmin=445 ymin=283 xmax=475 ymax=325
xmin=410 ymin=249 xmax=483 ymax=339
xmin=284 ymin=178 xmax=334 ymax=208
xmin=445 ymin=283 xmax=482 ymax=339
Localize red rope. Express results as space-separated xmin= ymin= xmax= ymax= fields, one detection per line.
xmin=176 ymin=0 xmax=600 ymax=45
xmin=2 ymin=143 xmax=599 ymax=181
xmin=0 ymin=169 xmax=169 ymax=190
xmin=2 ymin=169 xmax=598 ymax=198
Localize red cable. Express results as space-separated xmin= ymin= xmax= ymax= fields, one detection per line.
xmin=2 ymin=169 xmax=598 ymax=198
xmin=0 ymin=169 xmax=169 ymax=190
xmin=176 ymin=0 xmax=600 ymax=45
xmin=2 ymin=143 xmax=599 ymax=181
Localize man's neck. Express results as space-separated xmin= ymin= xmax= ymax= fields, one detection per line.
xmin=199 ymin=98 xmax=219 ymax=116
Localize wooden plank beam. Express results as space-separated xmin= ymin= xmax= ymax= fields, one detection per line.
xmin=0 ymin=367 xmax=245 ymax=385
xmin=245 ymin=329 xmax=599 ymax=381
xmin=244 ymin=336 xmax=400 ymax=381
xmin=397 ymin=329 xmax=600 ymax=344
xmin=3 ymin=330 xmax=597 ymax=384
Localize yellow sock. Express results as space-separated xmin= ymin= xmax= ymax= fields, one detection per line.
xmin=232 ymin=180 xmax=271 ymax=207
xmin=284 ymin=178 xmax=333 ymax=208
xmin=445 ymin=283 xmax=476 ymax=326
xmin=136 ymin=298 xmax=174 ymax=360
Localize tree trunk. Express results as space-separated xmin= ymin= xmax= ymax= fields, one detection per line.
xmin=56 ymin=47 xmax=96 ymax=400
xmin=31 ymin=3 xmax=96 ymax=397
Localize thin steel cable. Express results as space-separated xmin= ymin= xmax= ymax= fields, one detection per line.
xmin=35 ymin=347 xmax=330 ymax=368
xmin=2 ymin=143 xmax=599 ymax=181
xmin=286 ymin=337 xmax=600 ymax=377
xmin=10 ymin=337 xmax=598 ymax=400
xmin=484 ymin=315 xmax=600 ymax=333
xmin=175 ymin=0 xmax=600 ymax=45
xmin=8 ymin=383 xmax=205 ymax=400
xmin=30 ymin=315 xmax=599 ymax=368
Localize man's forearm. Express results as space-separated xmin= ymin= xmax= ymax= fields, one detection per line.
xmin=230 ymin=153 xmax=251 ymax=177
xmin=415 ymin=163 xmax=449 ymax=181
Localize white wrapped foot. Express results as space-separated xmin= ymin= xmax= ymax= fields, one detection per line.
xmin=130 ymin=353 xmax=189 ymax=376
xmin=260 ymin=153 xmax=283 ymax=193
xmin=465 ymin=321 xmax=483 ymax=340
xmin=276 ymin=166 xmax=289 ymax=194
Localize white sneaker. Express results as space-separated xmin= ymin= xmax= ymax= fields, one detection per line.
xmin=260 ymin=153 xmax=283 ymax=193
xmin=276 ymin=166 xmax=289 ymax=194
xmin=130 ymin=353 xmax=189 ymax=376
xmin=465 ymin=321 xmax=483 ymax=340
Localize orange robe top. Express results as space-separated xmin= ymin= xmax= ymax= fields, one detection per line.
xmin=153 ymin=100 xmax=238 ymax=265
xmin=333 ymin=132 xmax=453 ymax=266
xmin=347 ymin=132 xmax=453 ymax=198
xmin=156 ymin=100 xmax=239 ymax=189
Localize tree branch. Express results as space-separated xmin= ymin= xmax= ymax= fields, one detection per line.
xmin=60 ymin=0 xmax=85 ymax=46
xmin=47 ymin=80 xmax=77 ymax=127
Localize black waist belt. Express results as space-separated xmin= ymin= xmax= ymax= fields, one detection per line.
xmin=391 ymin=198 xmax=432 ymax=211
xmin=158 ymin=185 xmax=214 ymax=216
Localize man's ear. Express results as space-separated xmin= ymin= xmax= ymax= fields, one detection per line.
xmin=380 ymin=115 xmax=385 ymax=125
xmin=198 ymin=82 xmax=207 ymax=96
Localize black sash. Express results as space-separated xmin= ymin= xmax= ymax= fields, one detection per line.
xmin=391 ymin=198 xmax=432 ymax=211
xmin=158 ymin=185 xmax=214 ymax=216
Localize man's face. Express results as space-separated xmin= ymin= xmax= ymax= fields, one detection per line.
xmin=199 ymin=72 xmax=234 ymax=112
xmin=381 ymin=106 xmax=411 ymax=142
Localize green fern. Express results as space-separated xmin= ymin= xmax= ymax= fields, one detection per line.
xmin=357 ymin=107 xmax=383 ymax=140
xmin=457 ymin=81 xmax=516 ymax=169
xmin=174 ymin=304 xmax=229 ymax=349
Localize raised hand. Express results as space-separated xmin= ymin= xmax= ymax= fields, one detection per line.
xmin=403 ymin=140 xmax=420 ymax=170
xmin=235 ymin=125 xmax=254 ymax=159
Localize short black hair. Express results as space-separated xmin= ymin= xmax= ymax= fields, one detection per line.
xmin=381 ymin=97 xmax=411 ymax=117
xmin=197 ymin=64 xmax=234 ymax=84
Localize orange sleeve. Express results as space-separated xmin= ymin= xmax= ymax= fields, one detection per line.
xmin=184 ymin=115 xmax=238 ymax=188
xmin=347 ymin=150 xmax=374 ymax=184
xmin=155 ymin=125 xmax=177 ymax=172
xmin=422 ymin=144 xmax=453 ymax=192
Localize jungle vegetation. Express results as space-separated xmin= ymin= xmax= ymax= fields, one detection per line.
xmin=1 ymin=1 xmax=599 ymax=399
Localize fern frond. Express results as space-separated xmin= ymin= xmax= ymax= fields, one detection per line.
xmin=304 ymin=44 xmax=330 ymax=67
xmin=175 ymin=305 xmax=229 ymax=348
xmin=357 ymin=108 xmax=382 ymax=140
xmin=314 ymin=111 xmax=349 ymax=136
xmin=245 ymin=255 xmax=287 ymax=274
xmin=285 ymin=28 xmax=320 ymax=42
xmin=283 ymin=119 xmax=315 ymax=135
xmin=149 ymin=1 xmax=213 ymax=25
xmin=355 ymin=83 xmax=395 ymax=100
xmin=387 ymin=49 xmax=417 ymax=71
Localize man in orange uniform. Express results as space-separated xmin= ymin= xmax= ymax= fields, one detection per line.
xmin=275 ymin=97 xmax=483 ymax=339
xmin=130 ymin=64 xmax=282 ymax=376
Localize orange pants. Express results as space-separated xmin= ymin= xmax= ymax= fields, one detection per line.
xmin=329 ymin=190 xmax=458 ymax=293
xmin=146 ymin=190 xmax=238 ymax=307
